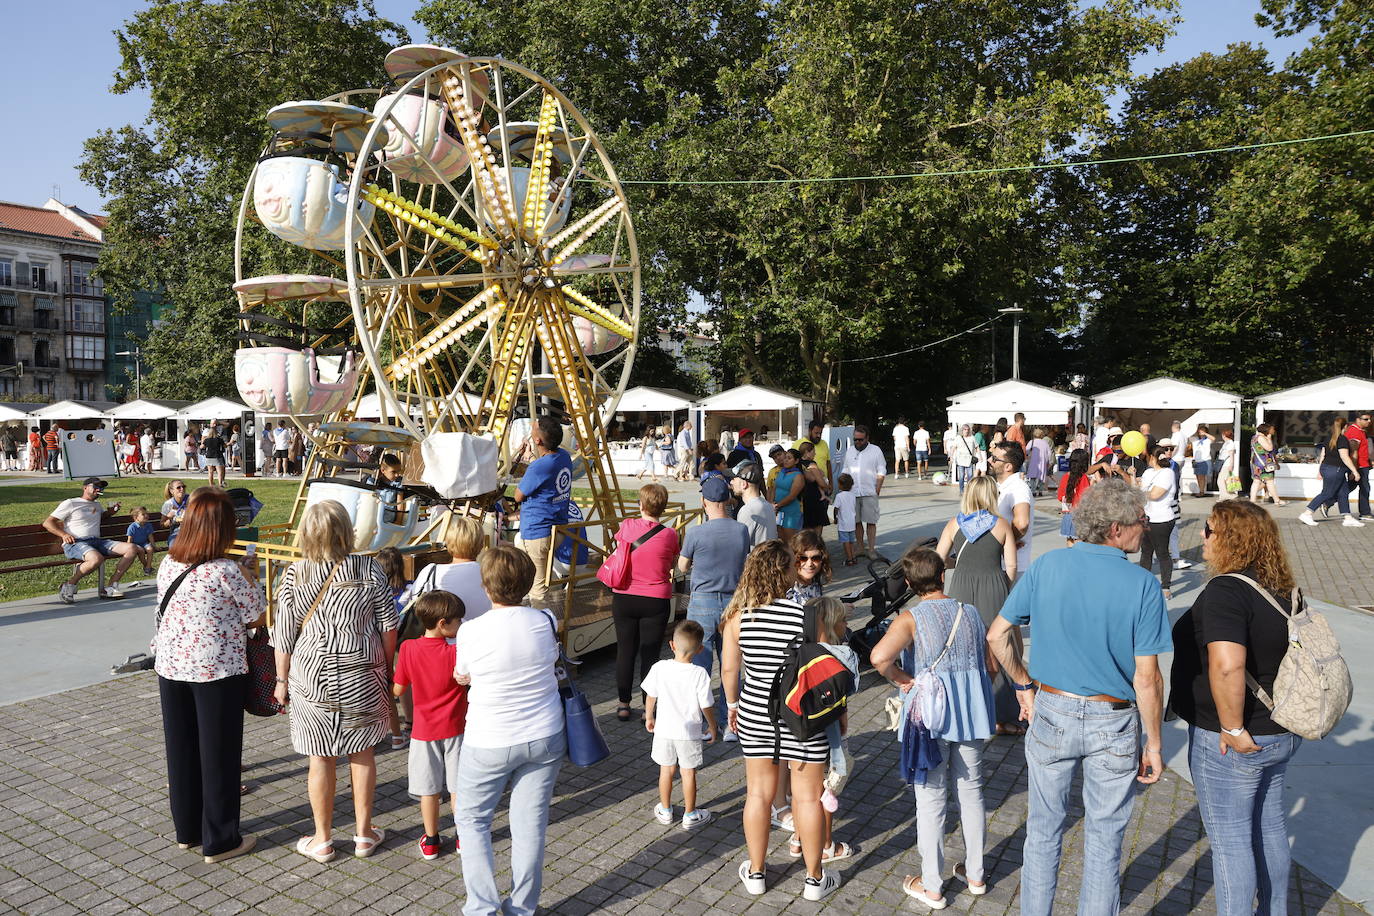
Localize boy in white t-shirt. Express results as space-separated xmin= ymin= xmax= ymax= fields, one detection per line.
xmin=643 ymin=620 xmax=718 ymax=829
xmin=832 ymin=473 xmax=858 ymax=566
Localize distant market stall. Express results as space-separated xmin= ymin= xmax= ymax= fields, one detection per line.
xmin=946 ymin=379 xmax=1088 ymax=433
xmin=694 ymin=384 xmax=823 ymax=451
xmin=604 ymin=386 xmax=698 ymax=476
xmin=1090 ymin=377 xmax=1242 ymax=495
xmin=1254 ymin=375 xmax=1374 ymax=499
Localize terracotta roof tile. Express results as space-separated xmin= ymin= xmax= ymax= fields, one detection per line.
xmin=0 ymin=202 xmax=100 ymax=243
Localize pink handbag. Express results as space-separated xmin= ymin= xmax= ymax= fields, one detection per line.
xmin=595 ymin=522 xmax=666 ymax=590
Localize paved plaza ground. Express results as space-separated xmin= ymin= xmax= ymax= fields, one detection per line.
xmin=0 ymin=471 xmax=1371 ymax=914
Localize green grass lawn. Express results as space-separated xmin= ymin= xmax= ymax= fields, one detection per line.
xmin=0 ymin=477 xmax=639 ymax=604
xmin=0 ymin=477 xmax=307 ymax=604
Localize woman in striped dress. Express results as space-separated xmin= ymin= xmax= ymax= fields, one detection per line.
xmin=722 ymin=540 xmax=841 ymax=902
xmin=272 ymin=500 xmax=399 ymax=863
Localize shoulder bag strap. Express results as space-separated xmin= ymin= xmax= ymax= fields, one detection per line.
xmin=628 ymin=522 xmax=667 ymax=552
xmin=296 ymin=560 xmax=344 ymax=641
xmin=156 ymin=562 xmax=206 ymax=632
xmin=1215 ymin=572 xmax=1292 ymax=710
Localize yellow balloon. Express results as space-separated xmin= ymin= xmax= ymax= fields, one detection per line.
xmin=1121 ymin=430 xmax=1147 ymax=457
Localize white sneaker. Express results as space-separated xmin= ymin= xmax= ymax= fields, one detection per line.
xmin=653 ymin=804 xmax=674 ymax=825
xmin=58 ymin=583 xmax=76 ymax=604
xmin=103 ymin=584 xmax=126 ymax=599
xmin=802 ymin=869 xmax=841 ymax=901
xmin=722 ymin=730 xmax=738 ymax=743
xmin=1173 ymin=558 xmax=1192 ymax=570
xmin=1344 ymin=516 xmax=1365 ymax=527
xmin=1298 ymin=511 xmax=1318 ymax=527
xmin=682 ymin=809 xmax=713 ymax=830
xmin=738 ymin=861 xmax=766 ymax=895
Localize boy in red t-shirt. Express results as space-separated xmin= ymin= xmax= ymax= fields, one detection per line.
xmin=392 ymin=591 xmax=468 ymax=860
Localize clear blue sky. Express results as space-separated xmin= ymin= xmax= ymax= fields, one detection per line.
xmin=0 ymin=0 xmax=1312 ymax=212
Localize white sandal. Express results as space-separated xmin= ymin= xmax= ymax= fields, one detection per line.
xmin=353 ymin=826 xmax=385 ymax=858
xmin=770 ymin=805 xmax=794 ymax=831
xmin=295 ymin=836 xmax=336 ymax=863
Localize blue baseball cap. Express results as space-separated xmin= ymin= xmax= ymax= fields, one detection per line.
xmin=700 ymin=476 xmax=731 ymax=503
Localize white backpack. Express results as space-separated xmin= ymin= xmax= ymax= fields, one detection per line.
xmin=1223 ymin=574 xmax=1352 ymax=740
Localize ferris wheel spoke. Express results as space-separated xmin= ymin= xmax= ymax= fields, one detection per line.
xmin=521 ymin=92 xmax=561 ymax=240
xmin=559 ymin=286 xmax=634 ymax=339
xmin=441 ymin=67 xmax=520 ymax=241
xmin=386 ymin=284 xmax=506 ymax=379
xmin=548 ymin=197 xmax=625 ymax=264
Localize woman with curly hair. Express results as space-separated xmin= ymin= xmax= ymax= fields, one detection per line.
xmin=1170 ymin=500 xmax=1304 ymax=916
xmin=722 ymin=540 xmax=840 ymax=902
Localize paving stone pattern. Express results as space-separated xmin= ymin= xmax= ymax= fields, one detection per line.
xmin=0 ymin=635 xmax=1365 ymax=915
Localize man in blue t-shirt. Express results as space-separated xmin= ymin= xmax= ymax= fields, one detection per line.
xmin=514 ymin=416 xmax=573 ymax=609
xmin=677 ymin=476 xmax=751 ymax=734
xmin=987 ymin=478 xmax=1172 ymax=916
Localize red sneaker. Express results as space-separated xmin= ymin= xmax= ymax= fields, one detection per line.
xmin=418 ymin=835 xmax=440 ymax=860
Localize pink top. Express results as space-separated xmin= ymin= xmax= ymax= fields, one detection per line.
xmin=612 ymin=517 xmax=680 ymax=600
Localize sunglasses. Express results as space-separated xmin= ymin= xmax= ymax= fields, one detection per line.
xmin=798 ymin=554 xmax=824 ymax=564
xmin=1204 ymin=521 xmax=1213 ymax=539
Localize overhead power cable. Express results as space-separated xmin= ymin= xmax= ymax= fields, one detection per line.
xmin=619 ymin=127 xmax=1374 ymax=187
xmin=840 ymin=316 xmax=1000 ymax=363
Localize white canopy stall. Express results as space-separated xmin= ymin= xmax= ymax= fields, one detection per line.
xmin=167 ymin=397 xmax=252 ymax=471
xmin=694 ymin=384 xmax=823 ymax=454
xmin=1091 ymin=377 xmax=1242 ymax=495
xmin=0 ymin=402 xmax=46 ymax=467
xmin=1254 ymin=375 xmax=1374 ymax=499
xmin=28 ymin=399 xmax=117 ymax=423
xmin=603 ymin=386 xmax=699 ymax=476
xmin=946 ymin=379 xmax=1087 ymax=431
xmin=104 ymin=399 xmax=193 ymax=471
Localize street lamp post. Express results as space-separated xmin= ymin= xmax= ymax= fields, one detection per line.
xmin=998 ymin=307 xmax=1025 ymax=380
xmin=114 ymin=346 xmax=142 ymax=400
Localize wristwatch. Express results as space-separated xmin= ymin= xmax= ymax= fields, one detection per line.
xmin=1222 ymin=726 xmax=1246 ymax=737
xmin=1013 ymin=681 xmax=1035 ymax=692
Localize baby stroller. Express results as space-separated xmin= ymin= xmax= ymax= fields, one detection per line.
xmin=840 ymin=537 xmax=935 ymax=668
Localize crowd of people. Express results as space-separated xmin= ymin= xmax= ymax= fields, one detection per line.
xmin=16 ymin=401 xmax=1342 ymax=913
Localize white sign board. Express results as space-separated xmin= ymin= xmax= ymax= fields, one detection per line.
xmin=61 ymin=429 xmax=121 ymax=480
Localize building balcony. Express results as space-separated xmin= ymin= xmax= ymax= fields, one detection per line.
xmin=67 ymin=357 xmax=104 ymax=371
xmin=0 ymin=275 xmax=61 ymax=293
xmin=31 ymin=356 xmax=61 ymax=369
xmin=68 ymin=319 xmax=105 ymax=334
xmin=0 ymin=313 xmax=61 ymax=331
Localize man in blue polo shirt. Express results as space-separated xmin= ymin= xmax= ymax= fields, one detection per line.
xmin=987 ymin=478 xmax=1171 ymax=916
xmin=514 ymin=416 xmax=573 ymax=609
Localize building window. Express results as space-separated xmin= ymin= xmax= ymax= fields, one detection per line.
xmin=70 ymin=298 xmax=103 ymax=333
xmin=66 ymin=335 xmax=103 ymax=361
xmin=68 ymin=261 xmax=103 ymax=297
xmin=0 ymin=378 xmax=15 ymax=397
xmin=0 ymin=261 xmax=11 ymax=287
xmin=31 ymin=264 xmax=48 ymax=291
xmin=0 ymin=336 xmax=14 ymax=365
xmin=34 ymin=339 xmax=57 ymax=368
xmin=34 ymin=378 xmax=53 ymax=396
xmin=0 ymin=305 xmax=12 ymax=326
xmin=74 ymin=379 xmax=99 ymax=400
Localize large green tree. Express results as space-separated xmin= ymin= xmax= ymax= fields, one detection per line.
xmin=81 ymin=0 xmax=407 ymax=399
xmin=417 ymin=0 xmax=1176 ymax=423
xmin=1064 ymin=45 xmax=1290 ymax=393
xmin=1196 ymin=0 xmax=1374 ymax=392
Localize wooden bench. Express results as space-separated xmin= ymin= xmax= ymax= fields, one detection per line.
xmin=0 ymin=515 xmax=170 ymax=595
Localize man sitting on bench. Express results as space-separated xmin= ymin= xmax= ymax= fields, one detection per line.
xmin=43 ymin=477 xmax=139 ymax=603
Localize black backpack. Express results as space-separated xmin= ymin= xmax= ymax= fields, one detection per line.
xmin=767 ymin=601 xmax=853 ymax=760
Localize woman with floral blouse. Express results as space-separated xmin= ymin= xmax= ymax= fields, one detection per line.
xmin=153 ymin=486 xmax=264 ymax=864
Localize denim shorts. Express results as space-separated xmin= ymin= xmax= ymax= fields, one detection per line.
xmin=914 ymin=450 xmax=929 ymax=461
xmin=837 ymin=529 xmax=856 ymax=543
xmin=63 ymin=538 xmax=121 ymax=561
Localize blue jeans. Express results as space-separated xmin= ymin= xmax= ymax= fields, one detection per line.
xmin=1188 ymin=726 xmax=1301 ymax=916
xmin=686 ymin=591 xmax=730 ymax=727
xmin=1349 ymin=465 xmax=1371 ymax=517
xmin=455 ymin=732 xmax=566 ymax=916
xmin=1021 ymin=690 xmax=1140 ymax=916
xmin=1308 ymin=463 xmax=1351 ymax=515
xmin=956 ymin=464 xmax=973 ymax=492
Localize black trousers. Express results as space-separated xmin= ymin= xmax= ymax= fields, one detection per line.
xmin=159 ymin=674 xmax=246 ymax=856
xmin=1348 ymin=466 xmax=1371 ymax=517
xmin=1138 ymin=519 xmax=1175 ymax=590
xmin=611 ymin=594 xmax=671 ymax=704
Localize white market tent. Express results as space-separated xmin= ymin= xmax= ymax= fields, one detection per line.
xmin=104 ymin=398 xmax=192 ymax=422
xmin=614 ymin=386 xmax=698 ymax=413
xmin=1254 ymin=375 xmax=1374 ymax=430
xmin=947 ymin=379 xmax=1087 ymax=429
xmin=28 ymin=399 xmax=118 ymax=422
xmin=1091 ymin=377 xmax=1242 ymax=494
xmin=170 ymin=397 xmax=251 ymax=421
xmin=0 ymin=402 xmax=43 ymax=422
xmin=694 ymin=383 xmax=824 ymax=446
